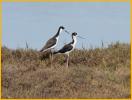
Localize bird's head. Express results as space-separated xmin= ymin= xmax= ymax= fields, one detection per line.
xmin=72 ymin=32 xmax=77 ymax=36
xmin=59 ymin=26 xmax=65 ymax=30
xmin=58 ymin=26 xmax=65 ymax=34
xmin=59 ymin=26 xmax=71 ymax=35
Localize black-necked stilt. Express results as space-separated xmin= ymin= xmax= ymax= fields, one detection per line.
xmin=39 ymin=26 xmax=65 ymax=52
xmin=54 ymin=32 xmax=77 ymax=68
xmin=39 ymin=26 xmax=66 ymax=67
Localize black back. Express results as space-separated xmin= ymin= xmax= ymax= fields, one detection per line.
xmin=57 ymin=43 xmax=73 ymax=53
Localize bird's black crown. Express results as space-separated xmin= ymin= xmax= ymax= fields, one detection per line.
xmin=72 ymin=32 xmax=77 ymax=36
xmin=59 ymin=26 xmax=65 ymax=29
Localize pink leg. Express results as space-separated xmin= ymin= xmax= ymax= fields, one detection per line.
xmin=50 ymin=50 xmax=53 ymax=67
xmin=66 ymin=54 xmax=69 ymax=68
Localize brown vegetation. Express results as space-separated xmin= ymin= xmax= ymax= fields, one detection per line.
xmin=2 ymin=42 xmax=130 ymax=98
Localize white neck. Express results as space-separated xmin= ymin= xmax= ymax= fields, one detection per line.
xmin=56 ymin=29 xmax=62 ymax=39
xmin=59 ymin=29 xmax=63 ymax=34
xmin=72 ymin=36 xmax=77 ymax=47
xmin=73 ymin=35 xmax=77 ymax=43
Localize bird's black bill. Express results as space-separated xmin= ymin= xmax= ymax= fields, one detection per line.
xmin=64 ymin=30 xmax=71 ymax=34
xmin=77 ymin=35 xmax=86 ymax=39
xmin=64 ymin=30 xmax=86 ymax=39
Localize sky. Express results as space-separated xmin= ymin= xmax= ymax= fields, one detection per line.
xmin=2 ymin=2 xmax=130 ymax=50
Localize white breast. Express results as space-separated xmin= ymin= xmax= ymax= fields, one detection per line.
xmin=52 ymin=36 xmax=58 ymax=47
xmin=71 ymin=36 xmax=77 ymax=49
xmin=56 ymin=36 xmax=59 ymax=43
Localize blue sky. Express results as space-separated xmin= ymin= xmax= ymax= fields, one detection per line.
xmin=2 ymin=2 xmax=130 ymax=50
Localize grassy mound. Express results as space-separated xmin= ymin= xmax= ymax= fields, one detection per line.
xmin=2 ymin=42 xmax=130 ymax=98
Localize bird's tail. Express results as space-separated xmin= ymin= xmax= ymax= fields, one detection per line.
xmin=39 ymin=49 xmax=43 ymax=52
xmin=39 ymin=47 xmax=46 ymax=52
xmin=53 ymin=51 xmax=59 ymax=54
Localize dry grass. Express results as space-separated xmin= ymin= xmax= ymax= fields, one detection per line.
xmin=2 ymin=42 xmax=130 ymax=99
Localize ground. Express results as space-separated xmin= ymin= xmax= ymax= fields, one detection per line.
xmin=2 ymin=42 xmax=130 ymax=98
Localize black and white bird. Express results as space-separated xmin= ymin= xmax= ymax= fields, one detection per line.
xmin=54 ymin=32 xmax=77 ymax=68
xmin=39 ymin=26 xmax=66 ymax=67
xmin=39 ymin=26 xmax=65 ymax=52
